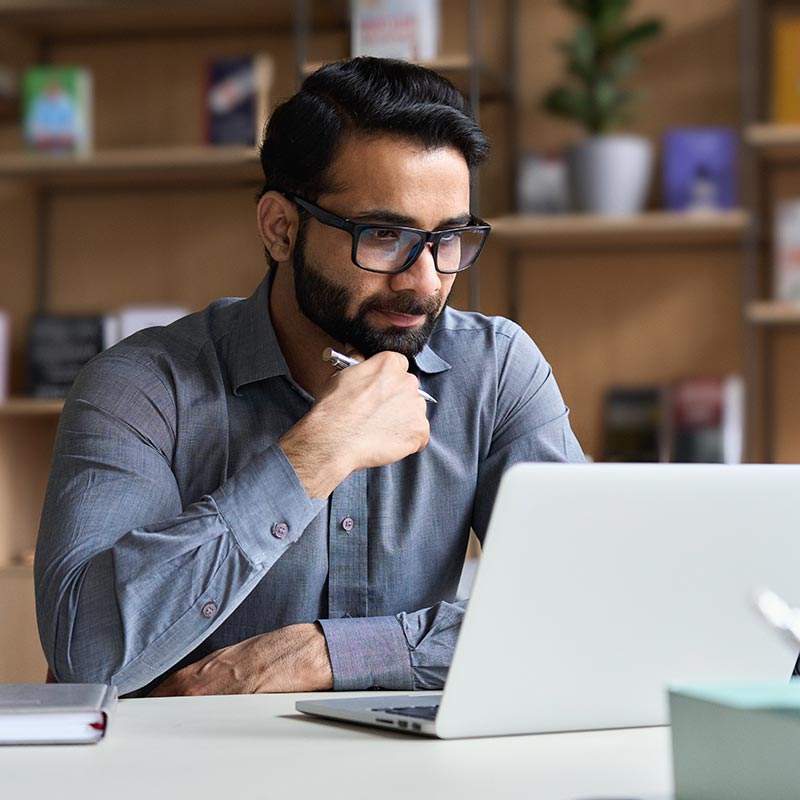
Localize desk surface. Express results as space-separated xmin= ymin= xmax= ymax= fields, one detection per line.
xmin=0 ymin=692 xmax=674 ymax=800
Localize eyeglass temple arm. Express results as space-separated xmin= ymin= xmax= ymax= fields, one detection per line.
xmin=287 ymin=194 xmax=354 ymax=232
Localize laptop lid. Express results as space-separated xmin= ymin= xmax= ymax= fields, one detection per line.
xmin=435 ymin=463 xmax=800 ymax=738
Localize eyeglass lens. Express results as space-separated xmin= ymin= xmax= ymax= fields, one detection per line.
xmin=355 ymin=227 xmax=484 ymax=273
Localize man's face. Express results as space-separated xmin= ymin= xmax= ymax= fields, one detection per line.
xmin=290 ymin=134 xmax=471 ymax=359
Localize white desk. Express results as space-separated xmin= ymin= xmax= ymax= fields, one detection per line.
xmin=0 ymin=692 xmax=674 ymax=799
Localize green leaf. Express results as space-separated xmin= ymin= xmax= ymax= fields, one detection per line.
xmin=597 ymin=0 xmax=631 ymax=33
xmin=562 ymin=0 xmax=592 ymax=18
xmin=612 ymin=18 xmax=664 ymax=52
xmin=542 ymin=86 xmax=591 ymax=124
xmin=563 ymin=25 xmax=595 ymax=80
xmin=608 ymin=50 xmax=637 ymax=82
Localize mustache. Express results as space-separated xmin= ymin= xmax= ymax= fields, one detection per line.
xmin=359 ymin=292 xmax=441 ymax=318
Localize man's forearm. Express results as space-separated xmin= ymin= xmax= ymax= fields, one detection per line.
xmin=37 ymin=414 xmax=325 ymax=695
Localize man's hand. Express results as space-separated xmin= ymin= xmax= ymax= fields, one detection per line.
xmin=280 ymin=351 xmax=430 ymax=499
xmin=148 ymin=623 xmax=333 ymax=697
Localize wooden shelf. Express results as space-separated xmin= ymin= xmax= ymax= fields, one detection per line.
xmin=302 ymin=55 xmax=510 ymax=97
xmin=487 ymin=210 xmax=750 ymax=249
xmin=747 ymin=301 xmax=800 ymax=325
xmin=0 ymin=146 xmax=262 ymax=187
xmin=745 ymin=125 xmax=800 ymax=161
xmin=0 ymin=398 xmax=64 ymax=416
xmin=0 ymin=564 xmax=33 ymax=578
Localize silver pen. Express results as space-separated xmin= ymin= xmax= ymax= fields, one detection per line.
xmin=322 ymin=347 xmax=438 ymax=404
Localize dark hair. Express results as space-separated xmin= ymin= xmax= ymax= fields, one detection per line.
xmin=257 ymin=56 xmax=489 ymax=202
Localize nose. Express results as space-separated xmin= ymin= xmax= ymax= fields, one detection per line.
xmin=389 ymin=242 xmax=441 ymax=297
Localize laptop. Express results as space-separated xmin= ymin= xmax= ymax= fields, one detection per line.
xmin=296 ymin=463 xmax=800 ymax=738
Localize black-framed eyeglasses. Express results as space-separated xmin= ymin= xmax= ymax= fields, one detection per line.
xmin=286 ymin=193 xmax=491 ymax=275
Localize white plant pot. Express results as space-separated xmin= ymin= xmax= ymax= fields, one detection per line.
xmin=566 ymin=135 xmax=653 ymax=216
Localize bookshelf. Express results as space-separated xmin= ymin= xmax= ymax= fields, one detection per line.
xmin=489 ymin=210 xmax=750 ymax=248
xmin=0 ymin=0 xmax=745 ymax=683
xmin=747 ymin=301 xmax=800 ymax=325
xmin=0 ymin=0 xmax=514 ymax=683
xmin=0 ymin=146 xmax=261 ymax=186
xmin=0 ymin=398 xmax=63 ymax=416
xmin=741 ymin=1 xmax=800 ymax=462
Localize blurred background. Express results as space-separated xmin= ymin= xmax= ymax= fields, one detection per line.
xmin=0 ymin=0 xmax=789 ymax=680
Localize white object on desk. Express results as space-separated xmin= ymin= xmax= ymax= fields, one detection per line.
xmin=0 ymin=693 xmax=674 ymax=800
xmin=300 ymin=464 xmax=800 ymax=739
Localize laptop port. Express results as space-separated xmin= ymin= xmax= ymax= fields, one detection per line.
xmin=397 ymin=720 xmax=408 ymax=729
xmin=376 ymin=719 xmax=394 ymax=725
xmin=411 ymin=723 xmax=422 ymax=731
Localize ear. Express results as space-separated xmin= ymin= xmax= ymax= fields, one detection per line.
xmin=257 ymin=191 xmax=299 ymax=263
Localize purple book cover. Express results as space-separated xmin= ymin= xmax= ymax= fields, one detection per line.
xmin=662 ymin=128 xmax=738 ymax=211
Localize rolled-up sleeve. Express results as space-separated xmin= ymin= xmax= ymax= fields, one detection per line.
xmin=319 ymin=600 xmax=466 ymax=690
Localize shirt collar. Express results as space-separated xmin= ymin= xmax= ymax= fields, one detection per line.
xmin=412 ymin=338 xmax=451 ymax=374
xmin=411 ymin=309 xmax=452 ymax=374
xmin=228 ymin=270 xmax=290 ymax=396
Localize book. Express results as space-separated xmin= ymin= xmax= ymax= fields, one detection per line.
xmin=662 ymin=128 xmax=738 ymax=212
xmin=774 ymin=199 xmax=800 ymax=302
xmin=205 ymin=54 xmax=274 ymax=147
xmin=601 ymin=387 xmax=668 ymax=462
xmin=102 ymin=305 xmax=188 ymax=350
xmin=28 ymin=315 xmax=104 ymax=399
xmin=350 ymin=0 xmax=440 ymax=61
xmin=773 ymin=17 xmax=800 ymax=122
xmin=22 ymin=66 xmax=92 ymax=154
xmin=668 ymin=376 xmax=744 ymax=464
xmin=601 ymin=377 xmax=745 ymax=464
xmin=0 ymin=683 xmax=117 ymax=745
xmin=0 ymin=310 xmax=8 ymax=404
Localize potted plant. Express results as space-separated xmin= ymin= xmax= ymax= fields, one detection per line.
xmin=543 ymin=0 xmax=664 ymax=216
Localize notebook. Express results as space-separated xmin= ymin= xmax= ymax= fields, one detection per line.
xmin=0 ymin=683 xmax=118 ymax=745
xmin=297 ymin=463 xmax=800 ymax=738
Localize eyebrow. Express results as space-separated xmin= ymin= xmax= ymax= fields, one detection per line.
xmin=349 ymin=209 xmax=473 ymax=228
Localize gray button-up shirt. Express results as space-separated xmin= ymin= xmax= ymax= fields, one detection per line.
xmin=35 ymin=270 xmax=584 ymax=696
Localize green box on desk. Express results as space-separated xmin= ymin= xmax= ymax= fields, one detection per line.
xmin=669 ymin=682 xmax=800 ymax=800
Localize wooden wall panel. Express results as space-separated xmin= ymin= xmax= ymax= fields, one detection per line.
xmin=772 ymin=331 xmax=800 ymax=463
xmin=515 ymin=246 xmax=744 ymax=459
xmin=0 ymin=571 xmax=46 ymax=683
xmin=0 ymin=416 xmax=59 ymax=565
xmin=48 ymin=187 xmax=266 ymax=314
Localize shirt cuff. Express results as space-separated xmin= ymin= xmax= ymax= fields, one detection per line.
xmin=318 ymin=615 xmax=414 ymax=691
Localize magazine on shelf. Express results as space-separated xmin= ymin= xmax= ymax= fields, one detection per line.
xmin=773 ymin=16 xmax=800 ymax=122
xmin=28 ymin=315 xmax=104 ymax=399
xmin=662 ymin=127 xmax=738 ymax=212
xmin=601 ymin=376 xmax=744 ymax=464
xmin=205 ymin=54 xmax=274 ymax=146
xmin=22 ymin=65 xmax=93 ymax=154
xmin=0 ymin=310 xmax=8 ymax=404
xmin=350 ymin=0 xmax=440 ymax=61
xmin=774 ymin=199 xmax=800 ymax=302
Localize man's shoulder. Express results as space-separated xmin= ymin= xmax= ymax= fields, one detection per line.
xmin=101 ymin=295 xmax=245 ymax=370
xmin=432 ymin=306 xmax=527 ymax=350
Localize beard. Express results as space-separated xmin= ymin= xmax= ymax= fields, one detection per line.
xmin=292 ymin=234 xmax=447 ymax=359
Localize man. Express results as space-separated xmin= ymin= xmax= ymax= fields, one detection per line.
xmin=35 ymin=57 xmax=583 ymax=697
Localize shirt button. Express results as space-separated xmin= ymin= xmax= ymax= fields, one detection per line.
xmin=201 ymin=602 xmax=217 ymax=619
xmin=341 ymin=517 xmax=354 ymax=532
xmin=272 ymin=522 xmax=289 ymax=539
